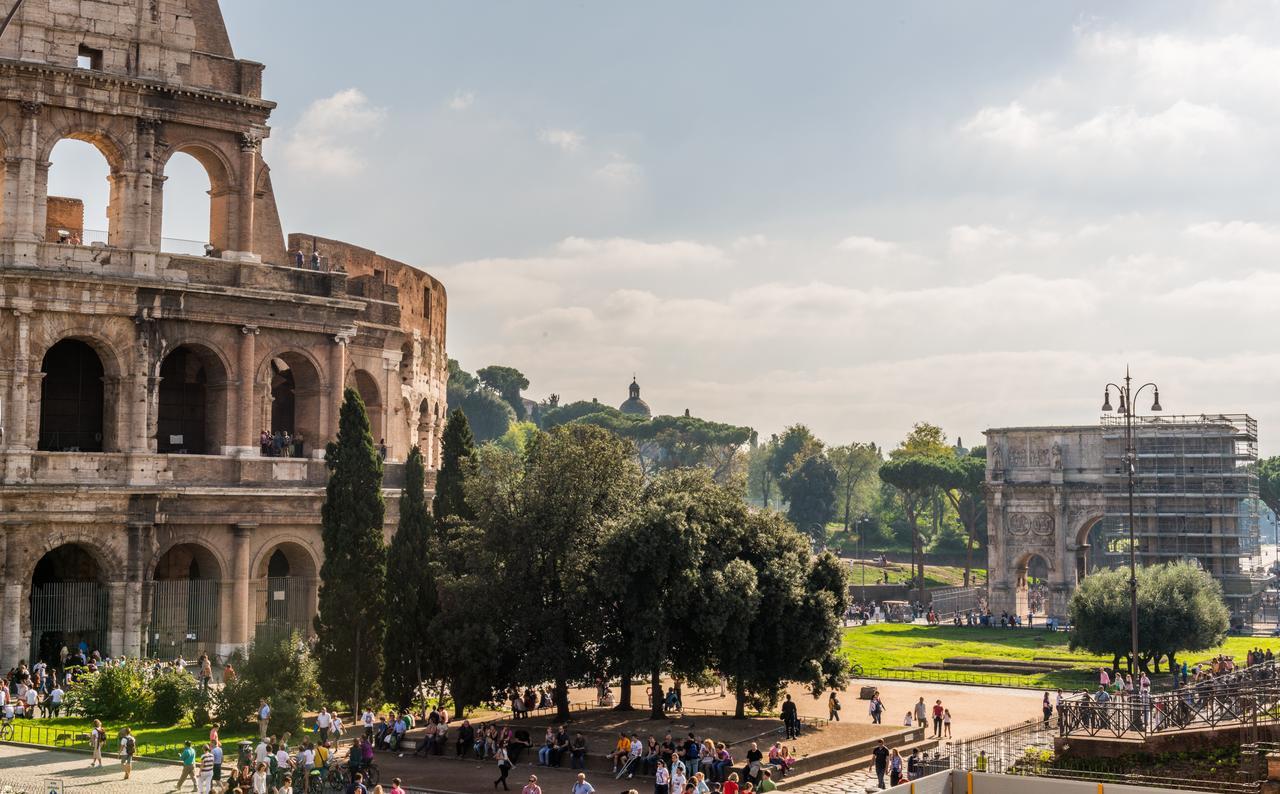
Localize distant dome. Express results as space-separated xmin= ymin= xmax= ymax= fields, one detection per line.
xmin=619 ymin=377 xmax=652 ymax=419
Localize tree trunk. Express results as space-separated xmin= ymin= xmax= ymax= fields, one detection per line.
xmin=649 ymin=669 xmax=664 ymax=719
xmin=554 ymin=677 xmax=571 ymax=723
xmin=963 ymin=522 xmax=974 ymax=588
xmin=353 ymin=624 xmax=361 ymax=715
xmin=616 ymin=669 xmax=633 ymax=711
xmin=451 ymin=685 xmax=465 ymax=720
xmin=734 ymin=679 xmax=746 ymax=719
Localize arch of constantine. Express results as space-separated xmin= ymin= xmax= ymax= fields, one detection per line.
xmin=985 ymin=415 xmax=1259 ymax=622
xmin=0 ymin=1 xmax=447 ymax=663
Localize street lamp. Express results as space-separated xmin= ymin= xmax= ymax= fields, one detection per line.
xmin=1101 ymin=367 xmax=1161 ymax=675
xmin=855 ymin=516 xmax=871 ymax=599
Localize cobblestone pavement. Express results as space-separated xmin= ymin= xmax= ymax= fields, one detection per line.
xmin=0 ymin=743 xmax=177 ymax=791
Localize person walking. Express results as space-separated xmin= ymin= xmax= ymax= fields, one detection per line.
xmin=571 ymin=772 xmax=595 ymax=794
xmin=119 ymin=727 xmax=135 ymax=781
xmin=258 ymin=699 xmax=271 ymax=739
xmin=655 ymin=759 xmax=670 ymax=794
xmin=888 ymin=748 xmax=903 ymax=787
xmin=870 ymin=739 xmax=889 ymax=790
xmin=828 ymin=691 xmax=841 ymax=721
xmin=177 ymin=740 xmax=198 ymax=791
xmin=943 ymin=708 xmax=952 ymax=738
xmin=316 ymin=707 xmax=332 ymax=745
xmin=89 ymin=719 xmax=105 ymax=767
xmin=197 ymin=743 xmax=215 ymax=794
xmin=521 ymin=774 xmax=542 ymax=794
xmin=494 ymin=742 xmax=512 ymax=790
xmin=868 ymin=693 xmax=883 ymax=724
xmin=913 ymin=697 xmax=927 ymax=729
xmin=781 ymin=695 xmax=798 ymax=739
xmin=1042 ymin=692 xmax=1053 ymax=725
xmin=931 ymin=700 xmax=944 ymax=738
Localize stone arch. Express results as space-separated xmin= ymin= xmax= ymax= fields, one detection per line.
xmin=148 ymin=540 xmax=225 ymax=659
xmin=155 ymin=342 xmax=231 ymax=454
xmin=1074 ymin=514 xmax=1107 ymax=584
xmin=28 ymin=540 xmax=113 ymax=664
xmin=150 ymin=536 xmax=229 ymax=583
xmin=36 ymin=333 xmax=127 ymax=453
xmin=250 ymin=537 xmax=320 ymax=642
xmin=351 ymin=368 xmax=383 ymax=445
xmin=1013 ymin=551 xmax=1053 ymax=617
xmin=27 ymin=530 xmax=126 ymax=583
xmin=41 ymin=128 xmax=131 ymax=247
xmin=156 ymin=140 xmax=237 ymax=254
xmin=257 ymin=348 xmax=324 ymax=455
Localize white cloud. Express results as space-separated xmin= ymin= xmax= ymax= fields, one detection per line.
xmin=538 ymin=128 xmax=584 ymax=152
xmin=835 ymin=235 xmax=899 ymax=257
xmin=593 ymin=155 xmax=642 ymax=186
xmin=732 ymin=234 xmax=769 ymax=251
xmin=448 ymin=91 xmax=475 ymax=111
xmin=281 ymin=89 xmax=386 ymax=177
xmin=1183 ymin=221 xmax=1280 ymax=246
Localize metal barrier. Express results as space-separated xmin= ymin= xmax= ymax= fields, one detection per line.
xmin=1 ymin=719 xmax=189 ymax=762
xmin=1057 ymin=660 xmax=1280 ymax=739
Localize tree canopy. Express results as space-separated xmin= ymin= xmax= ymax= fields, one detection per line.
xmin=780 ymin=453 xmax=839 ymax=547
xmin=1068 ymin=561 xmax=1230 ymax=673
xmin=477 ymin=365 xmax=531 ymax=421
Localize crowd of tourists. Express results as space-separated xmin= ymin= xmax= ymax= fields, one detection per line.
xmin=260 ymin=429 xmax=306 ymax=458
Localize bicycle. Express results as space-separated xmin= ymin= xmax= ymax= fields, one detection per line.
xmin=0 ymin=719 xmax=12 ymax=741
xmin=326 ymin=761 xmax=379 ymax=791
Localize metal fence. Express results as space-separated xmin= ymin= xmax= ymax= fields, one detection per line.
xmin=1 ymin=720 xmax=189 ymax=762
xmin=1058 ymin=661 xmax=1280 ymax=739
xmin=147 ymin=579 xmax=221 ymax=660
xmin=29 ymin=583 xmax=107 ymax=665
xmin=929 ymin=586 xmax=987 ymax=620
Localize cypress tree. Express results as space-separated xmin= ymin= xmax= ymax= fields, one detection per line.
xmin=315 ymin=387 xmax=386 ymax=711
xmin=432 ymin=409 xmax=476 ymax=522
xmin=383 ymin=446 xmax=435 ymax=709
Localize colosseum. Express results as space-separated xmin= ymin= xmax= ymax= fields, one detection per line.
xmin=0 ymin=1 xmax=448 ymax=665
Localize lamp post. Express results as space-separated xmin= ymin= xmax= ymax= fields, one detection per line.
xmin=855 ymin=516 xmax=871 ymax=599
xmin=1101 ymin=367 xmax=1162 ymax=675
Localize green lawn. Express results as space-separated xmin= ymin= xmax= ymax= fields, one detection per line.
xmin=5 ymin=717 xmax=254 ymax=760
xmin=842 ymin=624 xmax=1280 ymax=690
xmin=846 ymin=561 xmax=987 ymax=589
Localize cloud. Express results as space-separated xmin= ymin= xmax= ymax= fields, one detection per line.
xmin=835 ymin=235 xmax=899 ymax=257
xmin=593 ymin=155 xmax=642 ymax=186
xmin=732 ymin=234 xmax=769 ymax=251
xmin=448 ymin=91 xmax=475 ymax=111
xmin=538 ymin=128 xmax=584 ymax=152
xmin=281 ymin=89 xmax=386 ymax=177
xmin=1183 ymin=221 xmax=1280 ymax=246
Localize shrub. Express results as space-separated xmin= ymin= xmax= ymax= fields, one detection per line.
xmin=150 ymin=668 xmax=199 ymax=724
xmin=213 ymin=633 xmax=319 ymax=734
xmin=64 ymin=661 xmax=153 ymax=722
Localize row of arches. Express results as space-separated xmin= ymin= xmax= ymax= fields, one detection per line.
xmin=28 ymin=539 xmax=318 ymax=664
xmin=46 ymin=137 xmax=226 ymax=254
xmin=34 ymin=338 xmax=419 ymax=456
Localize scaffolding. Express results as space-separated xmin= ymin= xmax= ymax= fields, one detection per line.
xmin=1099 ymin=413 xmax=1262 ymax=623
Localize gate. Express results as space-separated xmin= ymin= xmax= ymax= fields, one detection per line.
xmin=147 ymin=579 xmax=220 ymax=660
xmin=29 ymin=582 xmax=107 ymax=664
xmin=254 ymin=576 xmax=313 ymax=645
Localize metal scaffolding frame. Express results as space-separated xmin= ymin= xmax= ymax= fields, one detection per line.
xmin=1098 ymin=413 xmax=1262 ymax=621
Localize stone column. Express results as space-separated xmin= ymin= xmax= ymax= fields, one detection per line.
xmin=12 ymin=102 xmax=40 ymax=244
xmin=132 ymin=119 xmax=159 ymax=251
xmin=7 ymin=309 xmax=30 ymax=449
xmin=235 ymin=134 xmax=258 ymax=257
xmin=122 ymin=522 xmax=154 ymax=658
xmin=229 ymin=523 xmax=254 ymax=653
xmin=0 ymin=525 xmax=20 ymax=665
xmin=326 ymin=335 xmax=348 ymax=451
xmin=236 ymin=326 xmax=258 ymax=456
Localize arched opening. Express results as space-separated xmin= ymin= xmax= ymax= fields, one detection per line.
xmin=148 ymin=544 xmax=222 ymax=659
xmin=266 ymin=353 xmax=321 ymax=457
xmin=1014 ymin=553 xmax=1052 ymax=617
xmin=30 ymin=544 xmax=107 ymax=664
xmin=156 ymin=345 xmax=229 ymax=454
xmin=158 ymin=150 xmax=216 ymax=256
xmin=45 ymin=138 xmax=116 ymax=246
xmin=1076 ymin=517 xmax=1108 ymax=584
xmin=399 ymin=342 xmax=414 ymax=383
xmin=39 ymin=339 xmax=105 ymax=452
xmin=253 ymin=542 xmax=318 ymax=645
xmin=416 ymin=398 xmax=431 ymax=458
xmin=353 ymin=369 xmax=383 ymax=448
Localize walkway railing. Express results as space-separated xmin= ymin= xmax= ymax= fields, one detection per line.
xmin=1057 ymin=660 xmax=1280 ymax=739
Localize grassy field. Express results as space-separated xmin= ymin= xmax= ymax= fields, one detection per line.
xmin=841 ymin=624 xmax=1280 ymax=690
xmin=5 ymin=717 xmax=254 ymax=759
xmin=846 ymin=561 xmax=987 ymax=588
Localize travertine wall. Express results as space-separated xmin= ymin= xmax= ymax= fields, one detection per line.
xmin=43 ymin=196 xmax=82 ymax=241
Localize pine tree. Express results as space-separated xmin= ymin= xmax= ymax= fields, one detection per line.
xmin=432 ymin=409 xmax=476 ymax=522
xmin=315 ymin=387 xmax=387 ymax=711
xmin=382 ymin=446 xmax=435 ymax=709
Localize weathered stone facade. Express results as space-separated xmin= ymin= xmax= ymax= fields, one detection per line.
xmin=0 ymin=1 xmax=447 ymax=662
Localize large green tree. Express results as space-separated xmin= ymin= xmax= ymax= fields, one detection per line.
xmin=465 ymin=424 xmax=642 ymax=721
xmin=383 ymin=447 xmax=435 ymax=708
xmin=879 ymin=455 xmax=950 ymax=601
xmin=768 ymin=424 xmax=822 ymax=487
xmin=829 ymin=443 xmax=881 ymax=535
xmin=940 ymin=452 xmax=987 ymax=587
xmin=597 ymin=469 xmax=738 ymax=715
xmin=315 ymin=388 xmax=386 ymax=711
xmin=433 ymin=409 xmax=476 ymax=523
xmin=1259 ymin=456 xmax=1280 ymax=519
xmin=477 ymin=365 xmax=531 ymax=421
xmin=780 ymin=453 xmax=840 ymax=548
xmin=1068 ymin=562 xmax=1230 ymax=674
xmin=447 ymin=360 xmax=515 ymax=442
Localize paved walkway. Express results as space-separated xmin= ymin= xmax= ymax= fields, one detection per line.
xmin=0 ymin=743 xmax=177 ymax=791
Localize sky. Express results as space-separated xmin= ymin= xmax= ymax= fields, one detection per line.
xmin=50 ymin=1 xmax=1280 ymax=453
